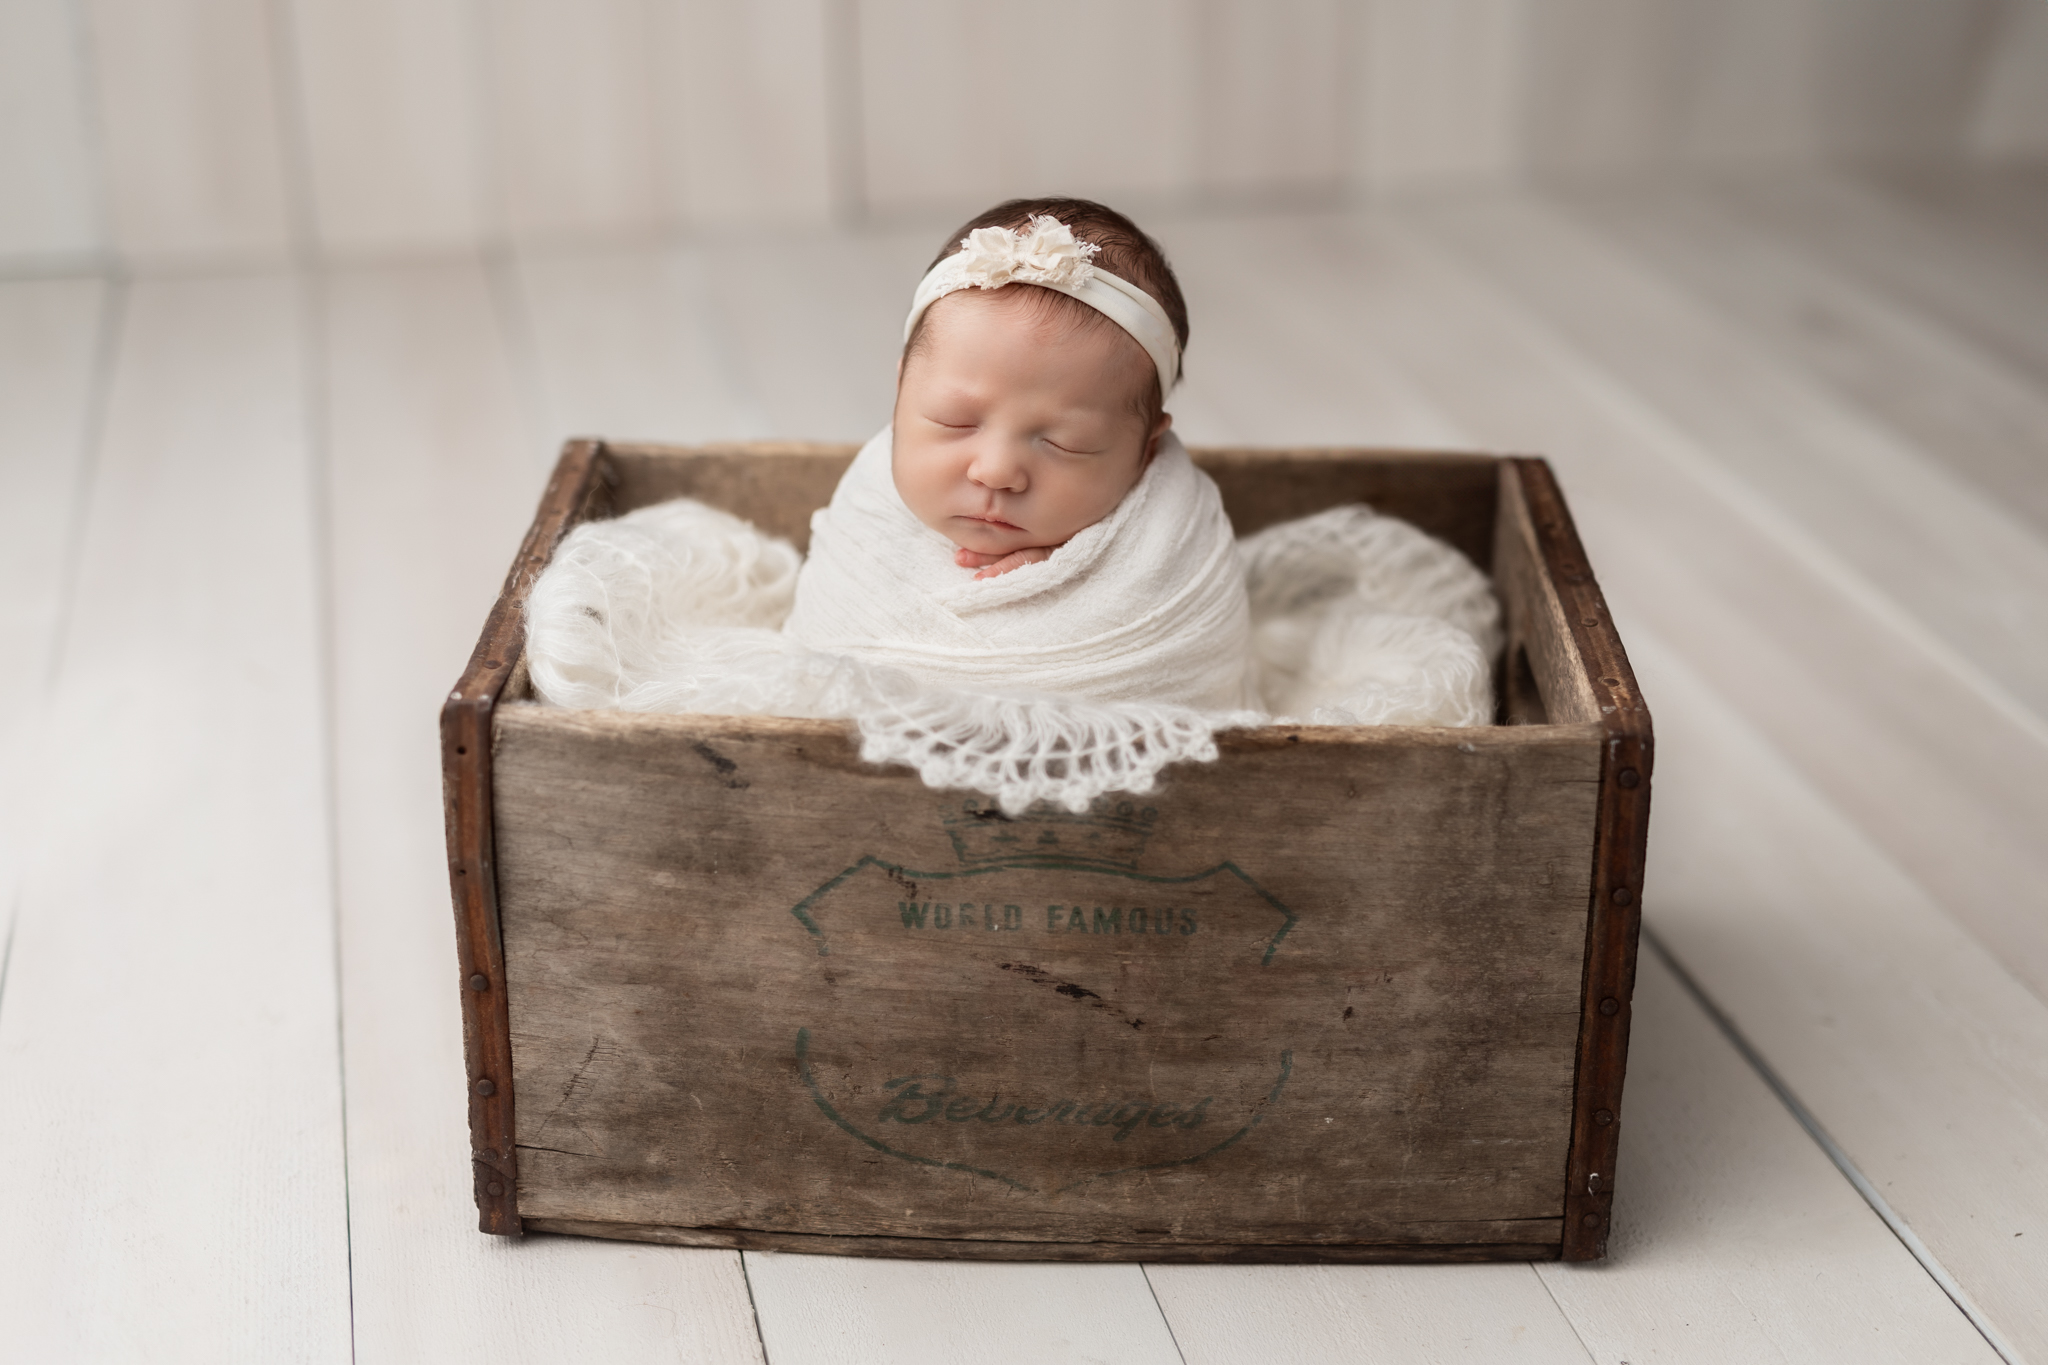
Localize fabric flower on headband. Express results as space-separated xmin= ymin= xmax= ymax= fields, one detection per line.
xmin=905 ymin=213 xmax=1179 ymax=392
xmin=946 ymin=215 xmax=1101 ymax=292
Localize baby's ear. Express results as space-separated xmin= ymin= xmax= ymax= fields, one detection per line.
xmin=1144 ymin=410 xmax=1174 ymax=462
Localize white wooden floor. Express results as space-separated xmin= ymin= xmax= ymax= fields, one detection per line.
xmin=2 ymin=167 xmax=2044 ymax=1364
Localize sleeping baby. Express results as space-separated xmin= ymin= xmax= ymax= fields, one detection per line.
xmin=781 ymin=201 xmax=1255 ymax=712
xmin=523 ymin=197 xmax=1498 ymax=812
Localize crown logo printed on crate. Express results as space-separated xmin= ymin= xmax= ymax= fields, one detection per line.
xmin=943 ymin=798 xmax=1159 ymax=872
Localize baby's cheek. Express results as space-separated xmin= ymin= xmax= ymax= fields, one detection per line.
xmin=1065 ymin=464 xmax=1141 ymax=531
xmin=891 ymin=445 xmax=951 ymax=526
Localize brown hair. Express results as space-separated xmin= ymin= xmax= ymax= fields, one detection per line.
xmin=902 ymin=197 xmax=1189 ymax=421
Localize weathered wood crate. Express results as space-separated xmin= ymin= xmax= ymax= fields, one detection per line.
xmin=442 ymin=439 xmax=1652 ymax=1262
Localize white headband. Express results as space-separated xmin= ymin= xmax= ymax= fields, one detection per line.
xmin=902 ymin=216 xmax=1181 ymax=394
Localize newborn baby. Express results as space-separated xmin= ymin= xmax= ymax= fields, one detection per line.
xmin=782 ymin=200 xmax=1255 ymax=711
xmin=524 ymin=197 xmax=1497 ymax=811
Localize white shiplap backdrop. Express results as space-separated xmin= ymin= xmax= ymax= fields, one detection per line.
xmin=2 ymin=0 xmax=2046 ymax=270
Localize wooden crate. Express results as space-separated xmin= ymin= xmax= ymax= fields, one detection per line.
xmin=442 ymin=440 xmax=1651 ymax=1262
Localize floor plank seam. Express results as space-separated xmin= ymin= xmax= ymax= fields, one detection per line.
xmin=1644 ymin=928 xmax=2025 ymax=1365
xmin=1138 ymin=1265 xmax=1191 ymax=1365
xmin=738 ymin=1251 xmax=773 ymax=1361
xmin=1529 ymin=1260 xmax=1599 ymax=1364
xmin=296 ymin=263 xmax=362 ymax=1364
xmin=1388 ymin=209 xmax=2048 ymax=752
xmin=39 ymin=278 xmax=125 ymax=699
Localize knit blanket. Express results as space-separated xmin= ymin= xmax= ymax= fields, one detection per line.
xmin=524 ymin=432 xmax=1498 ymax=814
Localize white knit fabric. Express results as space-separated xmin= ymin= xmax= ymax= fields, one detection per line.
xmin=1240 ymin=505 xmax=1498 ymax=727
xmin=524 ymin=441 xmax=1498 ymax=813
xmin=784 ymin=427 xmax=1253 ymax=709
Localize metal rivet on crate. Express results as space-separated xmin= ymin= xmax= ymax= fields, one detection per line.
xmin=486 ymin=1182 xmax=505 ymax=1197
xmin=1599 ymin=998 xmax=1620 ymax=1017
xmin=1581 ymin=1212 xmax=1601 ymax=1228
xmin=1617 ymin=768 xmax=1641 ymax=789
xmin=1595 ymin=1109 xmax=1615 ymax=1126
xmin=475 ymin=1078 xmax=497 ymax=1097
xmin=1612 ymin=887 xmax=1633 ymax=906
xmin=468 ymin=974 xmax=488 ymax=992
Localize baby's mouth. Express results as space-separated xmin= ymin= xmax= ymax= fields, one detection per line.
xmin=960 ymin=513 xmax=1024 ymax=532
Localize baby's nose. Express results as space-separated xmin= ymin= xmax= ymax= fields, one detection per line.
xmin=966 ymin=442 xmax=1029 ymax=492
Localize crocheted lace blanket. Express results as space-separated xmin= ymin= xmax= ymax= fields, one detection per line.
xmin=524 ymin=438 xmax=1499 ymax=814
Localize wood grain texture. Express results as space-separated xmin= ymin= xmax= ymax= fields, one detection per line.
xmin=323 ymin=261 xmax=767 ymax=1364
xmin=1492 ymin=462 xmax=1598 ymax=726
xmin=0 ymin=273 xmax=351 ymax=1359
xmin=604 ymin=442 xmax=853 ymax=551
xmin=444 ymin=440 xmax=611 ymax=1233
xmin=1511 ymin=459 xmax=1650 ymax=1260
xmin=530 ymin=1220 xmax=1561 ymax=1263
xmin=489 ymin=699 xmax=1600 ymax=1252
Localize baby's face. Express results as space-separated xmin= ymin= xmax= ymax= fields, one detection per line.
xmin=893 ymin=287 xmax=1170 ymax=561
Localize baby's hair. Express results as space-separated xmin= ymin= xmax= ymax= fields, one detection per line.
xmin=903 ymin=197 xmax=1189 ymax=423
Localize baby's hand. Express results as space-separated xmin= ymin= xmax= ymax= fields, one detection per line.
xmin=955 ymin=545 xmax=1055 ymax=579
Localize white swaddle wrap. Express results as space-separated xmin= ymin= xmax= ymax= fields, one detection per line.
xmin=525 ymin=431 xmax=1498 ymax=814
xmin=784 ymin=427 xmax=1253 ymax=710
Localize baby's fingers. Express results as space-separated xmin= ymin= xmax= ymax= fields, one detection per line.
xmin=972 ymin=547 xmax=1053 ymax=579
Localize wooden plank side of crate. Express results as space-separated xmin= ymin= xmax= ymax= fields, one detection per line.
xmin=490 ymin=708 xmax=1602 ymax=1256
xmin=1194 ymin=449 xmax=1501 ymax=570
xmin=522 ymin=1219 xmax=1560 ymax=1263
xmin=605 ymin=442 xmax=857 ymax=551
xmin=442 ymin=437 xmax=617 ymax=1234
xmin=1501 ymin=459 xmax=1653 ymax=1261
